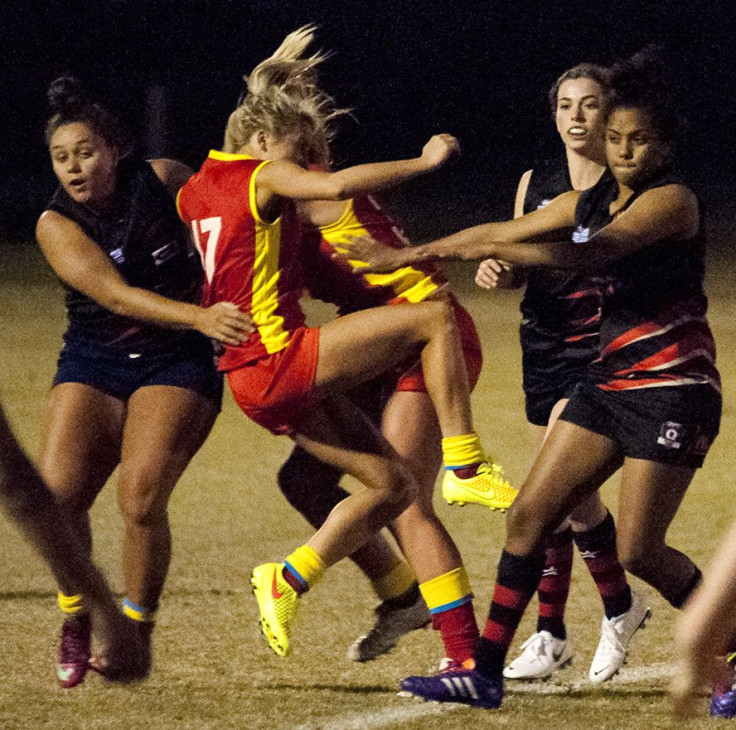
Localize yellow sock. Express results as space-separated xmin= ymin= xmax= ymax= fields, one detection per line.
xmin=419 ymin=567 xmax=473 ymax=614
xmin=122 ymin=598 xmax=156 ymax=623
xmin=284 ymin=545 xmax=327 ymax=590
xmin=58 ymin=592 xmax=84 ymax=615
xmin=442 ymin=433 xmax=484 ymax=469
xmin=372 ymin=560 xmax=415 ymax=601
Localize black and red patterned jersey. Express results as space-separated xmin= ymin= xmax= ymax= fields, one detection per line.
xmin=46 ymin=157 xmax=204 ymax=353
xmin=577 ymin=170 xmax=720 ymax=394
xmin=519 ymin=158 xmax=606 ymax=392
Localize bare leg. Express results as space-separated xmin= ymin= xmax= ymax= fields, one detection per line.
xmin=39 ymin=383 xmax=124 ymax=591
xmin=293 ymin=395 xmax=416 ymax=567
xmin=384 ymin=391 xmax=459 ymax=581
xmin=315 ymin=301 xmax=473 ymax=437
xmin=615 ymin=458 xmax=698 ymax=603
xmin=673 ymin=519 xmax=736 ymax=717
xmin=117 ymin=386 xmax=218 ymax=610
xmin=0 ymin=405 xmax=147 ymax=682
xmin=505 ymin=420 xmax=623 ymax=556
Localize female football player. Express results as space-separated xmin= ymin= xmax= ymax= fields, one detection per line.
xmin=38 ymin=76 xmax=252 ymax=687
xmin=352 ymin=48 xmax=720 ymax=710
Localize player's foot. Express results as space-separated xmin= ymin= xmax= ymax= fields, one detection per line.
xmin=710 ymin=657 xmax=736 ymax=718
xmin=251 ymin=563 xmax=299 ymax=657
xmin=589 ymin=591 xmax=650 ymax=682
xmin=90 ymin=617 xmax=151 ymax=683
xmin=442 ymin=461 xmax=517 ymax=511
xmin=503 ymin=630 xmax=574 ymax=680
xmin=347 ymin=590 xmax=430 ymax=662
xmin=57 ymin=613 xmax=91 ymax=688
xmin=400 ymin=666 xmax=503 ymax=709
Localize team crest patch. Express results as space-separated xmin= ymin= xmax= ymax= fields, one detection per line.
xmin=657 ymin=421 xmax=683 ymax=449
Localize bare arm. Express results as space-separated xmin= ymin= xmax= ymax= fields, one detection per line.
xmin=485 ymin=184 xmax=699 ymax=271
xmin=36 ymin=211 xmax=253 ymax=345
xmin=257 ymin=134 xmax=459 ymax=204
xmin=149 ymin=158 xmax=194 ymax=197
xmin=476 ymin=169 xmax=533 ymax=289
xmin=347 ymin=190 xmax=579 ymax=272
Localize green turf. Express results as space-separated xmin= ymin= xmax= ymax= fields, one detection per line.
xmin=0 ymin=242 xmax=732 ymax=728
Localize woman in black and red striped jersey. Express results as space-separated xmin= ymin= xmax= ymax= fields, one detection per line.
xmin=475 ymin=64 xmax=641 ymax=685
xmin=350 ymin=47 xmax=721 ymax=710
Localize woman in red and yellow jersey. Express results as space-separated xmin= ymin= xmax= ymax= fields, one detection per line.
xmin=177 ymin=26 xmax=515 ymax=659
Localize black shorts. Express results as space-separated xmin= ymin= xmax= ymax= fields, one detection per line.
xmin=559 ymin=381 xmax=721 ymax=468
xmin=53 ymin=333 xmax=223 ymax=407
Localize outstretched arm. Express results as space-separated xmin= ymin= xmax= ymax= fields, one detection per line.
xmin=351 ymin=184 xmax=699 ymax=274
xmin=258 ymin=134 xmax=460 ymax=202
xmin=36 ymin=211 xmax=253 ymax=345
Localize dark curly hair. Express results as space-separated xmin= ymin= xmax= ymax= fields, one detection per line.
xmin=607 ymin=46 xmax=683 ymax=142
xmin=44 ymin=76 xmax=131 ymax=153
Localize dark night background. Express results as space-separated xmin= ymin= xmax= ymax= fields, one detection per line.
xmin=2 ymin=0 xmax=735 ymax=246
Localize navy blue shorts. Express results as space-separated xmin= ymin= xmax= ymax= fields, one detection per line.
xmin=559 ymin=381 xmax=721 ymax=468
xmin=53 ymin=334 xmax=223 ymax=407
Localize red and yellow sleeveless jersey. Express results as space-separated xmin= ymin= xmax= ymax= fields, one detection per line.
xmin=302 ymin=195 xmax=448 ymax=314
xmin=177 ymin=151 xmax=305 ymax=371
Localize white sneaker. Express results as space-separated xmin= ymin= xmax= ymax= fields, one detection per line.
xmin=588 ymin=591 xmax=651 ymax=682
xmin=503 ymin=631 xmax=574 ymax=680
xmin=347 ymin=592 xmax=430 ymax=662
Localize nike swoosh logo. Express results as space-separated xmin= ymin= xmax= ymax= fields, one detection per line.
xmin=271 ymin=571 xmax=284 ymax=600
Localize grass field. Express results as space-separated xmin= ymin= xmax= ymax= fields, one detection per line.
xmin=0 ymin=241 xmax=734 ymax=729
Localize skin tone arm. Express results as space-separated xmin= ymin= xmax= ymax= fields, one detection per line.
xmin=475 ymin=169 xmax=532 ymax=289
xmin=36 ymin=212 xmax=253 ymax=345
xmin=348 ymin=184 xmax=699 ymax=273
xmin=256 ymin=134 xmax=459 ymax=210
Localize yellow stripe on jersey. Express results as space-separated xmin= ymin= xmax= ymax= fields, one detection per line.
xmin=319 ymin=199 xmax=441 ymax=303
xmin=249 ymin=160 xmax=291 ymax=354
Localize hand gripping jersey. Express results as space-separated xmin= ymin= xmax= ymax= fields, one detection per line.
xmin=46 ymin=157 xmax=204 ymax=353
xmin=576 ymin=170 xmax=720 ymax=394
xmin=301 ymin=195 xmax=449 ymax=314
xmin=519 ymin=158 xmax=605 ymax=368
xmin=177 ymin=151 xmax=306 ymax=371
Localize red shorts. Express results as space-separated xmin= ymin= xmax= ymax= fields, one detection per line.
xmin=226 ymin=327 xmax=320 ymax=436
xmin=395 ymin=298 xmax=483 ymax=393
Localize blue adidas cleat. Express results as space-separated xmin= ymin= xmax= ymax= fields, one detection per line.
xmin=400 ymin=668 xmax=503 ymax=709
xmin=711 ymin=658 xmax=736 ymax=718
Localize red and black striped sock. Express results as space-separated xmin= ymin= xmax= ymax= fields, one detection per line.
xmin=536 ymin=527 xmax=573 ymax=640
xmin=475 ymin=550 xmax=545 ymax=677
xmin=573 ymin=511 xmax=631 ymax=619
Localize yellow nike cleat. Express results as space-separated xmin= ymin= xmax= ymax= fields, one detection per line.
xmin=250 ymin=563 xmax=299 ymax=657
xmin=442 ymin=461 xmax=518 ymax=512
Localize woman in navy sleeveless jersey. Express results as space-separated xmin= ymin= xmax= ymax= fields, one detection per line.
xmin=475 ymin=66 xmax=640 ymax=684
xmin=350 ymin=48 xmax=721 ymax=711
xmin=35 ymin=77 xmax=252 ymax=688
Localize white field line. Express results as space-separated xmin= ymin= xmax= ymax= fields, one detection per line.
xmin=296 ymin=663 xmax=675 ymax=730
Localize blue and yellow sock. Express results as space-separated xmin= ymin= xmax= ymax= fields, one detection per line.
xmin=442 ymin=433 xmax=484 ymax=476
xmin=283 ymin=545 xmax=327 ymax=595
xmin=419 ymin=567 xmax=478 ymax=663
xmin=122 ymin=597 xmax=157 ymax=624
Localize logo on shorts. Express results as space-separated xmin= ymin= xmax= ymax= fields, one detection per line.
xmin=657 ymin=421 xmax=683 ymax=449
xmin=572 ymin=226 xmax=591 ymax=244
xmin=109 ymin=247 xmax=125 ymax=264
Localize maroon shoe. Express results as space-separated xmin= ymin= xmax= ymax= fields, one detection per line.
xmin=57 ymin=614 xmax=91 ymax=688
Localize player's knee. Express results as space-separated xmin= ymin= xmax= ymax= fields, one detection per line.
xmin=616 ymin=537 xmax=656 ymax=577
xmin=378 ymin=461 xmax=417 ymax=518
xmin=117 ymin=476 xmax=168 ymax=528
xmin=506 ymin=494 xmax=547 ymax=549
